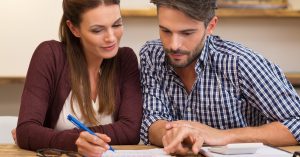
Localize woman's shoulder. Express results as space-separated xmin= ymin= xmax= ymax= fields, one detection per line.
xmin=116 ymin=47 xmax=139 ymax=72
xmin=117 ymin=46 xmax=135 ymax=56
xmin=117 ymin=47 xmax=138 ymax=62
xmin=29 ymin=40 xmax=67 ymax=72
xmin=35 ymin=40 xmax=64 ymax=55
xmin=32 ymin=40 xmax=66 ymax=61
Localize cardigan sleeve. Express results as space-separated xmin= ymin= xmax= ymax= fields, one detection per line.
xmin=16 ymin=41 xmax=80 ymax=151
xmin=89 ymin=47 xmax=143 ymax=145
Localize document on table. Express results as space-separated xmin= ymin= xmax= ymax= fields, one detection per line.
xmin=102 ymin=148 xmax=173 ymax=157
xmin=200 ymin=145 xmax=292 ymax=157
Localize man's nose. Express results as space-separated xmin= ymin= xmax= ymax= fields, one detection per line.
xmin=170 ymin=34 xmax=182 ymax=51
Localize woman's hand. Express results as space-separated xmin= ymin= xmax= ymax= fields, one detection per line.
xmin=76 ymin=131 xmax=111 ymax=157
xmin=11 ymin=128 xmax=17 ymax=145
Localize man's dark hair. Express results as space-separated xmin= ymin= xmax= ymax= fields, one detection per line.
xmin=151 ymin=0 xmax=217 ymax=27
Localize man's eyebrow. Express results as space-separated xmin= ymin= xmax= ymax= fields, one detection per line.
xmin=159 ymin=25 xmax=197 ymax=32
xmin=159 ymin=25 xmax=168 ymax=30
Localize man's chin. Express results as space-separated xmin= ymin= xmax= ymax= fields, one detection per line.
xmin=169 ymin=61 xmax=188 ymax=68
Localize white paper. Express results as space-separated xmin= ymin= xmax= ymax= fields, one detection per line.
xmin=200 ymin=145 xmax=292 ymax=157
xmin=102 ymin=148 xmax=173 ymax=157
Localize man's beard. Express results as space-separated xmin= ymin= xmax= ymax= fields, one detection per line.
xmin=164 ymin=36 xmax=205 ymax=68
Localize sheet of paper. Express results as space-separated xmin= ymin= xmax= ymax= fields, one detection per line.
xmin=102 ymin=148 xmax=173 ymax=157
xmin=200 ymin=145 xmax=292 ymax=157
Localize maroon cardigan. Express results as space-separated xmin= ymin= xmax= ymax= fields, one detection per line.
xmin=16 ymin=40 xmax=142 ymax=151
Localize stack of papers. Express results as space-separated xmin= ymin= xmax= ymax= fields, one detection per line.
xmin=102 ymin=145 xmax=292 ymax=157
xmin=200 ymin=145 xmax=291 ymax=157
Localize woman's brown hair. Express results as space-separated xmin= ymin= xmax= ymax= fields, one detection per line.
xmin=59 ymin=0 xmax=120 ymax=124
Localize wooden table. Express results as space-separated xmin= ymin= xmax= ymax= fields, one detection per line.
xmin=0 ymin=144 xmax=299 ymax=157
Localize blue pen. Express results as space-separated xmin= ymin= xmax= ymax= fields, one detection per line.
xmin=67 ymin=114 xmax=115 ymax=152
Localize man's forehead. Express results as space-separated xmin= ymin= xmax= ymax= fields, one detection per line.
xmin=158 ymin=7 xmax=204 ymax=31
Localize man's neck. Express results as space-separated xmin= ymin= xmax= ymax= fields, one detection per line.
xmin=174 ymin=61 xmax=197 ymax=94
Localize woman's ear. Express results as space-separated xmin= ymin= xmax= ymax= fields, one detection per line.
xmin=206 ymin=16 xmax=218 ymax=35
xmin=66 ymin=20 xmax=80 ymax=38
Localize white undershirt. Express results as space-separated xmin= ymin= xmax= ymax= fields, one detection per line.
xmin=54 ymin=92 xmax=113 ymax=131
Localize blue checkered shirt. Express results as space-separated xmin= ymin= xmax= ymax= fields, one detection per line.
xmin=139 ymin=35 xmax=300 ymax=144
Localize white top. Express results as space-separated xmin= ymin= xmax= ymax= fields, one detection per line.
xmin=54 ymin=92 xmax=113 ymax=131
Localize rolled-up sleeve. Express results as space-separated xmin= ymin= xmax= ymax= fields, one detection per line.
xmin=238 ymin=52 xmax=300 ymax=143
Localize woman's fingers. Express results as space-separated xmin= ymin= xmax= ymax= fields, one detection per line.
xmin=11 ymin=128 xmax=17 ymax=144
xmin=76 ymin=131 xmax=111 ymax=157
xmin=95 ymin=133 xmax=111 ymax=143
xmin=76 ymin=138 xmax=105 ymax=157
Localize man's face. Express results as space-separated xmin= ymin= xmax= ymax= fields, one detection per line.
xmin=158 ymin=6 xmax=208 ymax=68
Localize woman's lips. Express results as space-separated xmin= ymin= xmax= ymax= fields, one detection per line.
xmin=102 ymin=44 xmax=116 ymax=51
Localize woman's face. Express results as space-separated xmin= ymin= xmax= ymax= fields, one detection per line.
xmin=73 ymin=4 xmax=123 ymax=63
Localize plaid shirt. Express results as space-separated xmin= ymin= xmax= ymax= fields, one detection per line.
xmin=139 ymin=35 xmax=300 ymax=144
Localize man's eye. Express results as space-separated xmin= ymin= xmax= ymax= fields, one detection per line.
xmin=161 ymin=29 xmax=171 ymax=33
xmin=182 ymin=32 xmax=193 ymax=36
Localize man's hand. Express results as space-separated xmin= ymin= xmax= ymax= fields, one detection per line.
xmin=163 ymin=120 xmax=230 ymax=155
xmin=173 ymin=120 xmax=230 ymax=145
xmin=162 ymin=122 xmax=204 ymax=155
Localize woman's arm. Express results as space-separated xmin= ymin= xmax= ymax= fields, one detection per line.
xmin=16 ymin=41 xmax=80 ymax=151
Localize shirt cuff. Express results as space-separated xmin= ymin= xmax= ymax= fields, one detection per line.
xmin=140 ymin=114 xmax=171 ymax=145
xmin=282 ymin=118 xmax=300 ymax=143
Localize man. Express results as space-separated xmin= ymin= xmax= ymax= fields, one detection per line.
xmin=139 ymin=0 xmax=300 ymax=155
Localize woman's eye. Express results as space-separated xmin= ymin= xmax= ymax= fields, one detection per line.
xmin=113 ymin=24 xmax=123 ymax=28
xmin=91 ymin=29 xmax=103 ymax=33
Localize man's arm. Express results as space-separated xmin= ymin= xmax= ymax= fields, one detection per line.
xmin=238 ymin=51 xmax=300 ymax=144
xmin=224 ymin=122 xmax=298 ymax=146
xmin=149 ymin=120 xmax=169 ymax=146
xmin=139 ymin=41 xmax=173 ymax=145
xmin=165 ymin=120 xmax=297 ymax=147
xmin=163 ymin=121 xmax=298 ymax=155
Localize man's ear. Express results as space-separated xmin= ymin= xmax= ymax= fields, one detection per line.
xmin=206 ymin=16 xmax=218 ymax=35
xmin=66 ymin=20 xmax=80 ymax=38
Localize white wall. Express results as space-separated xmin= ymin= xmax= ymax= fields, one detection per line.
xmin=0 ymin=0 xmax=299 ymax=115
xmin=0 ymin=0 xmax=62 ymax=77
xmin=1 ymin=1 xmax=299 ymax=76
xmin=121 ymin=17 xmax=300 ymax=72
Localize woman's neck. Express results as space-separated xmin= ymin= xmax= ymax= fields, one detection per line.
xmin=87 ymin=58 xmax=103 ymax=101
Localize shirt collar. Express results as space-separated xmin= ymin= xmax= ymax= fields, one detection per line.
xmin=195 ymin=35 xmax=211 ymax=75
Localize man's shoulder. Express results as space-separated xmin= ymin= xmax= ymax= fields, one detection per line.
xmin=208 ymin=35 xmax=257 ymax=60
xmin=140 ymin=39 xmax=163 ymax=54
xmin=139 ymin=39 xmax=165 ymax=61
xmin=208 ymin=36 xmax=274 ymax=72
xmin=143 ymin=39 xmax=163 ymax=47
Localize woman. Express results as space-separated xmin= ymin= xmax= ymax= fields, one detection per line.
xmin=14 ymin=0 xmax=142 ymax=156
